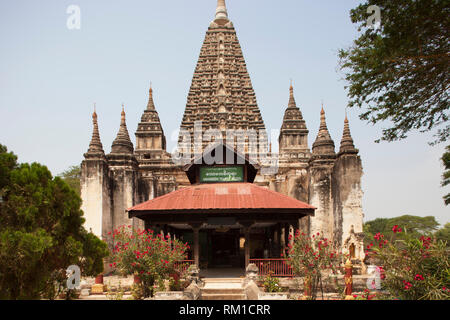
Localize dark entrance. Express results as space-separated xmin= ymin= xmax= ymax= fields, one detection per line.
xmin=209 ymin=229 xmax=242 ymax=268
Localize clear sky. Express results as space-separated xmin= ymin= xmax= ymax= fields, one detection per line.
xmin=0 ymin=0 xmax=448 ymax=225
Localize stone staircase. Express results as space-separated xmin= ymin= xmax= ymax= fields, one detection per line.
xmin=200 ymin=278 xmax=246 ymax=300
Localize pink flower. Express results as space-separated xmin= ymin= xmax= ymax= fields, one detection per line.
xmin=414 ymin=274 xmax=424 ymax=281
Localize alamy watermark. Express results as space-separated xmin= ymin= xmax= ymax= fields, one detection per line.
xmin=366 ymin=266 xmax=382 ymax=290
xmin=66 ymin=265 xmax=81 ymax=290
xmin=66 ymin=5 xmax=81 ymax=30
xmin=367 ymin=5 xmax=381 ymax=30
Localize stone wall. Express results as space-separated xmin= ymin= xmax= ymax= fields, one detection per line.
xmin=80 ymin=159 xmax=111 ymax=243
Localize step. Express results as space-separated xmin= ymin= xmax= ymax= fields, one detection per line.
xmin=201 ymin=293 xmax=247 ymax=301
xmin=202 ymin=278 xmax=244 ymax=283
xmin=202 ymin=288 xmax=244 ymax=295
xmin=203 ymin=282 xmax=243 ymax=288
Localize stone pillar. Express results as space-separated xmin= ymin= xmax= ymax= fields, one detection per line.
xmin=280 ymin=225 xmax=286 ymax=255
xmin=288 ymin=224 xmax=294 ymax=247
xmin=190 ymin=223 xmax=202 ymax=267
xmin=241 ymin=221 xmax=254 ymax=268
xmin=244 ymin=227 xmax=250 ymax=267
xmin=193 ymin=228 xmax=200 ymax=267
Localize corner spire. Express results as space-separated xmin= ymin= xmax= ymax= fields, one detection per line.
xmin=214 ymin=0 xmax=229 ymax=25
xmin=147 ymin=83 xmax=155 ymax=110
xmin=339 ymin=115 xmax=357 ymax=154
xmin=85 ymin=104 xmax=105 ymax=157
xmin=288 ymin=82 xmax=296 ymax=109
xmin=312 ymin=105 xmax=335 ymax=155
xmin=111 ymin=104 xmax=134 ymax=154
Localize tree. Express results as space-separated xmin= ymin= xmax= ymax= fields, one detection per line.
xmin=364 ymin=215 xmax=440 ymax=246
xmin=366 ymin=228 xmax=450 ymax=300
xmin=58 ymin=165 xmax=81 ymax=196
xmin=442 ymin=145 xmax=450 ymax=205
xmin=389 ymin=215 xmax=440 ymax=235
xmin=339 ymin=0 xmax=449 ymax=144
xmin=0 ymin=144 xmax=109 ymax=299
xmin=434 ymin=223 xmax=450 ymax=245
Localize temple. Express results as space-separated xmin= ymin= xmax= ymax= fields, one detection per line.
xmin=80 ymin=0 xmax=365 ymax=272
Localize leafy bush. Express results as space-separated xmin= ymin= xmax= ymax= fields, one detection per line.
xmin=262 ymin=272 xmax=283 ymax=293
xmin=365 ymin=227 xmax=450 ymax=300
xmin=287 ymin=230 xmax=345 ymax=300
xmin=110 ymin=226 xmax=188 ymax=299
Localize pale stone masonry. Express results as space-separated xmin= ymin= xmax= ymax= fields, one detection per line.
xmin=80 ymin=0 xmax=365 ymax=262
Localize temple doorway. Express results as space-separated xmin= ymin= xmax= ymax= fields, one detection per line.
xmin=208 ymin=229 xmax=243 ymax=268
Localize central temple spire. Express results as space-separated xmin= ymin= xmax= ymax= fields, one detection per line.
xmin=214 ymin=0 xmax=229 ymax=25
xmin=179 ymin=0 xmax=266 ymax=157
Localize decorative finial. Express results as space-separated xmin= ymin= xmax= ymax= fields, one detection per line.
xmin=93 ymin=103 xmax=97 ymax=119
xmin=214 ymin=0 xmax=229 ymax=25
xmin=149 ymin=82 xmax=153 ymax=96
xmin=321 ymin=101 xmax=325 ymax=115
xmin=287 ymin=81 xmax=297 ymax=109
xmin=121 ymin=104 xmax=126 ymax=119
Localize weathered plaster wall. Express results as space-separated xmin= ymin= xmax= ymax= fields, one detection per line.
xmin=332 ymin=154 xmax=364 ymax=260
xmin=309 ymin=164 xmax=334 ymax=241
xmin=80 ymin=160 xmax=111 ymax=240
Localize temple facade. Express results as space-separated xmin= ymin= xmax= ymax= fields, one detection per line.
xmin=80 ymin=0 xmax=365 ymax=264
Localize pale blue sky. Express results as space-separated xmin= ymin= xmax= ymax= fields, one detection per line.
xmin=0 ymin=0 xmax=448 ymax=225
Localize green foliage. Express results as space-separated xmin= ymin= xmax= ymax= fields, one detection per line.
xmin=287 ymin=231 xmax=345 ymax=300
xmin=442 ymin=145 xmax=450 ymax=205
xmin=366 ymin=230 xmax=450 ymax=300
xmin=57 ymin=165 xmax=81 ymax=196
xmin=168 ymin=276 xmax=185 ymax=291
xmin=0 ymin=144 xmax=109 ymax=299
xmin=364 ymin=215 xmax=440 ymax=246
xmin=0 ymin=144 xmax=17 ymax=191
xmin=435 ymin=223 xmax=450 ymax=245
xmin=106 ymin=281 xmax=125 ymax=300
xmin=261 ymin=272 xmax=283 ymax=293
xmin=339 ymin=0 xmax=449 ymax=144
xmin=110 ymin=226 xmax=188 ymax=299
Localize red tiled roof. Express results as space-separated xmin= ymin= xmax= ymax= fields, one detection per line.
xmin=127 ymin=183 xmax=315 ymax=212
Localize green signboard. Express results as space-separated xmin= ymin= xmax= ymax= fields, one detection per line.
xmin=199 ymin=166 xmax=244 ymax=183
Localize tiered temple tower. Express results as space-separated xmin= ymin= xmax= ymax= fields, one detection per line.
xmin=80 ymin=0 xmax=365 ymax=262
xmin=178 ymin=0 xmax=267 ymax=160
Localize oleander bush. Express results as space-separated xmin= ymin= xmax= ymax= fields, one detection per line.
xmin=287 ymin=230 xmax=346 ymax=300
xmin=110 ymin=226 xmax=188 ymax=299
xmin=365 ymin=226 xmax=450 ymax=300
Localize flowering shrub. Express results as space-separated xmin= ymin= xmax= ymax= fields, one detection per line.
xmin=287 ymin=230 xmax=345 ymax=300
xmin=365 ymin=227 xmax=450 ymax=300
xmin=352 ymin=289 xmax=378 ymax=300
xmin=110 ymin=225 xmax=188 ymax=299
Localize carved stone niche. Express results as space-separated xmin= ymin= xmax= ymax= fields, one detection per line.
xmin=344 ymin=225 xmax=364 ymax=263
